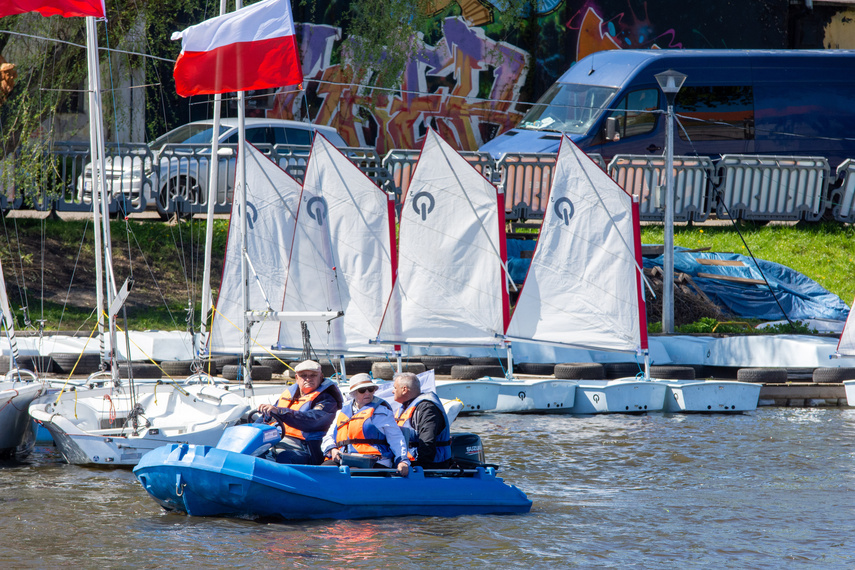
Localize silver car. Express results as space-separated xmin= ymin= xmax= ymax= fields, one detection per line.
xmin=78 ymin=118 xmax=347 ymax=217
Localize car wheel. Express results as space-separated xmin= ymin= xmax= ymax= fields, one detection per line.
xmin=157 ymin=176 xmax=196 ymax=220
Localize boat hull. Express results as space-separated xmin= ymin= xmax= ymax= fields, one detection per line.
xmin=486 ymin=378 xmax=577 ymax=413
xmin=661 ymin=380 xmax=761 ymax=412
xmin=29 ymin=384 xmax=250 ymax=466
xmin=844 ymin=380 xmax=855 ymax=406
xmin=134 ymin=444 xmax=532 ymax=520
xmin=571 ymin=379 xmax=667 ymax=414
xmin=435 ymin=380 xmax=501 ymax=413
xmin=1 ymin=381 xmax=46 ymax=458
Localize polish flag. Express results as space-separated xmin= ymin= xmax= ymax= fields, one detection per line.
xmin=0 ymin=0 xmax=105 ymax=18
xmin=171 ymin=0 xmax=303 ymax=97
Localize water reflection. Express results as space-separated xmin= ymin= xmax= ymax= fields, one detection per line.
xmin=2 ymin=409 xmax=855 ymax=567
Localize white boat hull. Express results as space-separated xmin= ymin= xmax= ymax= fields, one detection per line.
xmin=29 ymin=384 xmax=250 ymax=466
xmin=571 ymin=379 xmax=667 ymax=414
xmin=844 ymin=380 xmax=855 ymax=406
xmin=661 ymin=380 xmax=761 ymax=412
xmin=1 ymin=381 xmax=46 ymax=457
xmin=487 ymin=377 xmax=577 ymax=413
xmin=435 ymin=380 xmax=501 ymax=413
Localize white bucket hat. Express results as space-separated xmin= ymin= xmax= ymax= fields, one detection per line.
xmin=347 ymin=373 xmax=379 ymax=393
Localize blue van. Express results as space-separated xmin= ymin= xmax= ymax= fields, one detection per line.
xmin=480 ymin=50 xmax=855 ymax=169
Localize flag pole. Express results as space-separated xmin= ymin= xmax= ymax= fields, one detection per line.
xmin=199 ymin=0 xmax=228 ymax=365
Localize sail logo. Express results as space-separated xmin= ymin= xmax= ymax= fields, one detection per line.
xmin=306 ymin=196 xmax=328 ymax=226
xmin=412 ymin=191 xmax=435 ymax=221
xmin=244 ymin=201 xmax=258 ymax=229
xmin=553 ymin=197 xmax=574 ymax=225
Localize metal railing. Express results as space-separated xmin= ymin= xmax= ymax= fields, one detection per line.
xmin=714 ymin=155 xmax=829 ymax=222
xmin=608 ymin=155 xmax=714 ymax=222
xmin=4 ymin=142 xmax=852 ymax=224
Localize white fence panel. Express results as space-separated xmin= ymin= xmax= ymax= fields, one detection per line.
xmin=607 ymin=155 xmax=713 ymax=222
xmin=714 ymin=155 xmax=829 ymax=222
xmin=496 ymin=152 xmax=605 ymax=219
xmin=831 ymin=159 xmax=855 ymax=223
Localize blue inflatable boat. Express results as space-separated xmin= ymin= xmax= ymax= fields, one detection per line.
xmin=133 ymin=424 xmax=532 ymax=520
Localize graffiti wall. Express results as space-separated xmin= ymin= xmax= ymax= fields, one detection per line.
xmin=261 ymin=0 xmax=850 ymax=153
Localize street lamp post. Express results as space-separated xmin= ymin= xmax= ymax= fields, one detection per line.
xmin=655 ymin=69 xmax=687 ymax=334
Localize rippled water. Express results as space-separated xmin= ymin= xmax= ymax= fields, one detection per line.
xmin=3 ymin=408 xmax=855 ymax=568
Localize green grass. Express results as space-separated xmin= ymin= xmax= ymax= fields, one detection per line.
xmin=640 ymin=221 xmax=855 ymax=305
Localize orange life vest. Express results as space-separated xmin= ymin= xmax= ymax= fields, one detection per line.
xmin=332 ymin=399 xmax=393 ymax=459
xmin=273 ymin=379 xmax=337 ymax=441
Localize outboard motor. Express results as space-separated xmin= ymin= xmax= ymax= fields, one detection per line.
xmin=450 ymin=432 xmax=485 ymax=468
xmin=216 ymin=424 xmax=281 ymax=456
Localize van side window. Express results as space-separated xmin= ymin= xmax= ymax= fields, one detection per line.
xmin=608 ymin=89 xmax=659 ymax=140
xmin=676 ymin=86 xmax=754 ymax=141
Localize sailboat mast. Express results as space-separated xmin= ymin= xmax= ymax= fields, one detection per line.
xmin=85 ymin=16 xmax=119 ymax=383
xmin=0 ymin=257 xmax=19 ymax=370
xmin=199 ymin=0 xmax=227 ymax=358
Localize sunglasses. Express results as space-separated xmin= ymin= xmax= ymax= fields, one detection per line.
xmin=355 ymin=386 xmax=377 ymax=394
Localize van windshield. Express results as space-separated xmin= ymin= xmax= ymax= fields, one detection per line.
xmin=149 ymin=123 xmax=231 ymax=150
xmin=518 ymin=83 xmax=617 ymax=134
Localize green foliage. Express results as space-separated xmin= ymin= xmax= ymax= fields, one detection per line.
xmin=647 ymin=317 xmax=817 ymax=335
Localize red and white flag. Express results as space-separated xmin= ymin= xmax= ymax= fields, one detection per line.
xmin=0 ymin=0 xmax=105 ymax=18
xmin=171 ymin=0 xmax=303 ymax=97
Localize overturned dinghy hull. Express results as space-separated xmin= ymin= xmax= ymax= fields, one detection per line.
xmin=0 ymin=381 xmax=46 ymax=458
xmin=662 ymin=380 xmax=761 ymax=413
xmin=571 ymin=379 xmax=667 ymax=414
xmin=134 ymin=444 xmax=532 ymax=520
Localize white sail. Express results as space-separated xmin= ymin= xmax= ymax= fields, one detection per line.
xmin=506 ymin=135 xmax=645 ymax=353
xmin=275 ymin=135 xmax=394 ymax=353
xmin=837 ymin=298 xmax=855 ymax=356
xmin=377 ymin=129 xmax=506 ymax=346
xmin=274 ymin=140 xmax=345 ymax=352
xmin=210 ymin=144 xmax=301 ymax=353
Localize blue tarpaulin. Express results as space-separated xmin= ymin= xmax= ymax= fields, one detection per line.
xmin=643 ymin=250 xmax=850 ymax=321
xmin=505 ymin=239 xmax=850 ymax=321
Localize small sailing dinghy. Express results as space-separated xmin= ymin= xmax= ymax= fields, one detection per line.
xmin=504 ymin=135 xmax=666 ymax=413
xmin=28 ymin=9 xmax=252 ymax=465
xmin=375 ymin=129 xmax=576 ymax=413
xmin=133 ymin=422 xmax=531 ymax=520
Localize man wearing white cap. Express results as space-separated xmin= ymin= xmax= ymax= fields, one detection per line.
xmin=257 ymin=360 xmax=343 ymax=465
xmin=321 ymin=373 xmax=410 ymax=476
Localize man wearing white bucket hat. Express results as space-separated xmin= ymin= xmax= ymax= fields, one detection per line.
xmin=321 ymin=373 xmax=410 ymax=476
xmin=257 ymin=360 xmax=343 ymax=465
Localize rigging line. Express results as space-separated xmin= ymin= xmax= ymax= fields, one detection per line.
xmin=11 ymin=218 xmax=30 ymax=327
xmin=566 ymin=140 xmax=654 ymax=296
xmin=433 ymin=138 xmax=518 ymax=292
xmin=125 ymin=226 xmax=180 ymax=328
xmin=56 ymin=218 xmax=92 ymax=334
xmin=0 ymin=30 xmax=175 ymax=63
xmin=712 ymin=200 xmax=797 ymax=331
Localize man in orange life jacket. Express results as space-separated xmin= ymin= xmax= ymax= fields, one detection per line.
xmin=257 ymin=360 xmax=343 ymax=465
xmin=321 ymin=373 xmax=410 ymax=476
xmin=392 ymin=372 xmax=452 ymax=469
